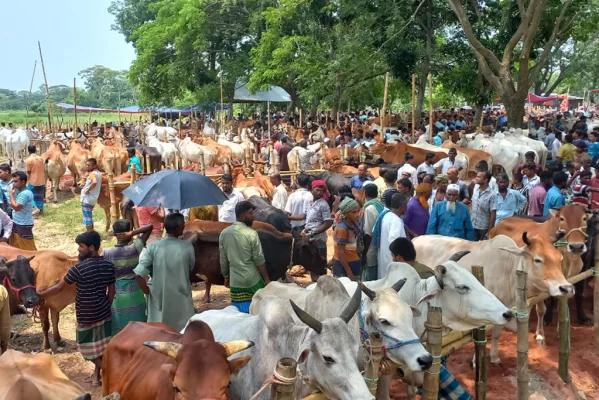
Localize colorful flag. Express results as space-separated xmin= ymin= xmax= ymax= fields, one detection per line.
xmin=560 ymin=88 xmax=570 ymax=112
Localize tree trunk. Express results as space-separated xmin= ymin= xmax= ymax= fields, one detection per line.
xmin=415 ymin=77 xmax=426 ymax=129
xmin=473 ymin=104 xmax=483 ymax=129
xmin=310 ymin=99 xmax=320 ymax=122
xmin=504 ymin=94 xmax=526 ymax=129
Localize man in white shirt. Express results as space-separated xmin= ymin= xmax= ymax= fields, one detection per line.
xmin=270 ymin=173 xmax=288 ymax=210
xmin=297 ymin=140 xmax=322 ymax=171
xmin=377 ymin=193 xmax=409 ymax=279
xmin=397 ymin=152 xmax=418 ymax=188
xmin=434 ymin=148 xmax=463 ymax=174
xmin=284 ymin=174 xmax=313 ymax=228
xmin=218 ymin=174 xmax=245 ymax=223
xmin=522 ymin=163 xmax=540 ymax=190
xmin=417 ymin=152 xmax=436 ymax=177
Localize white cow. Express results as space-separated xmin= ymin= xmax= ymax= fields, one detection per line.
xmin=217 ymin=136 xmax=244 ymax=163
xmin=186 ymin=287 xmax=375 ymax=400
xmin=505 ymin=128 xmax=549 ymax=166
xmin=413 ymin=234 xmax=574 ymax=364
xmin=466 ymin=134 xmax=520 ymax=180
xmin=144 ymin=123 xmax=178 ymax=142
xmin=288 ymin=144 xmax=323 ymax=171
xmin=147 ymin=136 xmax=180 ymax=169
xmin=414 ymin=136 xmax=469 ymax=179
xmin=0 ymin=128 xmax=11 ymax=156
xmin=175 ymin=137 xmax=214 ymax=167
xmin=6 ymin=128 xmax=30 ymax=167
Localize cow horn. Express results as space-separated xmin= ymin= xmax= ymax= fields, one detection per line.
xmin=449 ymin=250 xmax=470 ymax=262
xmin=144 ymin=341 xmax=182 ymax=359
xmin=391 ymin=278 xmax=407 ymax=293
xmin=339 ymin=285 xmax=362 ymax=324
xmin=522 ymin=232 xmax=531 ymax=246
xmin=221 ymin=340 xmax=255 ymax=357
xmin=434 ymin=265 xmax=446 ymax=289
xmin=359 ymin=281 xmax=376 ymax=301
xmin=290 ymin=300 xmax=322 ymax=334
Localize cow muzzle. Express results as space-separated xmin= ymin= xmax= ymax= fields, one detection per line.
xmin=568 ymin=243 xmax=586 ymax=253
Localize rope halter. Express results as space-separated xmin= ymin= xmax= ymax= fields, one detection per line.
xmin=358 ymin=300 xmax=421 ymax=351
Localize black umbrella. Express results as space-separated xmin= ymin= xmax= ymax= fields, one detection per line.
xmin=122 ymin=169 xmax=227 ymax=209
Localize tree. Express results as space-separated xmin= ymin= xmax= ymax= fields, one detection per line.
xmin=109 ymin=0 xmax=159 ymax=46
xmin=78 ymin=66 xmax=138 ymax=108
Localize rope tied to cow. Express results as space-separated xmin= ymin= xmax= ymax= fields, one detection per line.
xmin=424 ymin=355 xmax=443 ymax=375
xmin=249 ymin=367 xmax=298 ymax=400
xmin=510 ymin=306 xmax=529 ymax=320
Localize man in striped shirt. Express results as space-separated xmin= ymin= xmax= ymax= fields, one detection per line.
xmin=38 ymin=231 xmax=115 ymax=387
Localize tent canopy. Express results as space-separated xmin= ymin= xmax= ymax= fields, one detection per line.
xmin=233 ymin=82 xmax=291 ymax=103
xmin=527 ymin=93 xmax=559 ymax=103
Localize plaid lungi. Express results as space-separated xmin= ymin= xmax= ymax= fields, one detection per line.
xmin=27 ymin=184 xmax=45 ymax=211
xmin=9 ymin=224 xmax=36 ymax=251
xmin=76 ymin=317 xmax=112 ymax=360
xmin=81 ymin=203 xmax=94 ymax=226
xmin=111 ymin=279 xmax=147 ymax=335
xmin=230 ymin=279 xmax=265 ymax=313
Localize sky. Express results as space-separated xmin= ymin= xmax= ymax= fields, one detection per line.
xmin=0 ymin=0 xmax=136 ymax=92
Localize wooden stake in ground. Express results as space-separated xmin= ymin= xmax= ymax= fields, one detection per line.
xmin=73 ymin=78 xmax=78 ymax=136
xmin=381 ymin=71 xmax=390 ymax=129
xmin=411 ymin=74 xmax=416 ymax=144
xmin=26 ymin=60 xmax=37 ymax=129
xmin=558 ymin=296 xmax=570 ymax=382
xmin=472 ymin=266 xmax=487 ymax=400
xmin=107 ymin=174 xmax=119 ymax=227
xmin=423 ymin=305 xmax=442 ymax=400
xmin=516 ymin=267 xmax=529 ymax=400
xmin=270 ymin=358 xmax=297 ymax=400
xmin=595 ymin=216 xmax=599 ymax=352
xmin=38 ymin=41 xmax=54 ymax=135
xmin=428 ymin=73 xmax=433 ymax=143
xmin=299 ymin=108 xmax=303 ymax=128
xmin=364 ymin=332 xmax=384 ymax=395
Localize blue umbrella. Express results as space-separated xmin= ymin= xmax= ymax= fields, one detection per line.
xmin=122 ymin=169 xmax=227 ymax=209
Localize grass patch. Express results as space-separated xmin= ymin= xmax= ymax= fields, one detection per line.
xmin=0 ymin=110 xmax=142 ymax=128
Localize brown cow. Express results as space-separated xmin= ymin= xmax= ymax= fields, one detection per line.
xmin=97 ymin=172 xmax=131 ymax=231
xmin=0 ymin=244 xmax=77 ymax=351
xmin=232 ymin=168 xmax=274 ymax=200
xmin=369 ymin=141 xmax=447 ymax=165
xmin=194 ymin=136 xmax=233 ymax=166
xmin=102 ymin=321 xmax=252 ymax=400
xmin=66 ymin=139 xmax=90 ymax=187
xmin=441 ymin=140 xmax=493 ymax=179
xmin=88 ymin=138 xmax=126 ymax=176
xmin=41 ymin=141 xmax=67 ymax=203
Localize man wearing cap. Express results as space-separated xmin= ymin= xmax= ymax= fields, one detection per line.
xmin=218 ymin=173 xmax=245 ymax=223
xmin=427 ymin=184 xmax=474 ymax=240
xmin=397 ymin=153 xmax=418 ymax=189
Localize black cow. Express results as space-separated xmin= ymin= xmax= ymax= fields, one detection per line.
xmin=133 ymin=145 xmax=162 ymax=173
xmin=0 ymin=255 xmax=38 ymax=314
xmin=248 ymin=195 xmax=292 ymax=233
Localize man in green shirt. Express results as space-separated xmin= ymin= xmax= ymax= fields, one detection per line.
xmin=219 ymin=201 xmax=269 ymax=313
xmin=389 ymin=237 xmax=434 ymax=279
xmin=134 ymin=212 xmax=196 ymax=331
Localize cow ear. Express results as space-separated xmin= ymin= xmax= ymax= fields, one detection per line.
xmin=549 ymin=209 xmax=560 ymax=218
xmin=228 ymin=356 xmax=252 ymax=375
xmin=498 ymin=246 xmax=525 ymax=256
xmin=297 ymin=349 xmax=310 ymax=365
xmin=410 ymin=306 xmax=422 ymax=317
xmin=415 ymin=286 xmax=439 ymax=306
xmin=160 ymin=363 xmax=177 ymax=383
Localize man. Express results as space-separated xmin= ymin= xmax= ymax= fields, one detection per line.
xmin=218 ymin=173 xmax=245 ymax=223
xmin=588 ymin=131 xmax=599 ymax=164
xmin=544 ymin=128 xmax=556 ymax=155
xmin=0 ymin=208 xmax=12 ymax=243
xmin=373 ymin=167 xmax=388 ymax=200
xmin=572 ymin=170 xmax=599 ymax=210
xmin=554 ymin=114 xmax=564 ymax=132
xmin=557 ymin=134 xmax=576 ymax=164
xmin=103 ymin=220 xmax=152 ymax=334
xmin=135 ymin=205 xmax=165 ymax=244
xmin=285 ymin=173 xmax=313 ymax=228
xmin=469 ymin=160 xmax=498 ymax=195
xmin=361 ymin=183 xmax=383 ymax=281
xmin=38 ymin=231 xmax=115 ymax=387
xmin=389 ymin=237 xmax=434 ymax=279
xmin=297 ymin=140 xmax=322 ymax=171
xmin=397 ymin=153 xmax=418 ymax=188
xmin=220 ymin=201 xmax=269 ymax=313
xmin=9 ymin=171 xmax=36 ymax=250
xmin=447 ymin=166 xmax=469 ymax=202
xmin=127 ymin=148 xmax=142 ymax=173
xmin=517 ymin=151 xmax=542 ymax=176
xmin=528 ymin=170 xmax=553 ymax=217
xmin=434 ymin=148 xmax=463 ymax=174
xmin=417 ymin=152 xmax=436 ymax=176
xmin=404 ymin=183 xmax=432 ymax=237
xmin=0 ymin=164 xmax=12 ymax=214
xmin=374 ymin=193 xmax=409 ymax=279
xmin=134 ymin=213 xmax=195 ymax=332
xmin=278 ymin=137 xmax=293 ymax=184
xmin=495 ymin=173 xmax=527 ymax=225
xmin=25 ymin=145 xmax=45 ymax=216
xmin=80 ymin=158 xmax=102 ymax=231
xmin=432 ymin=131 xmax=443 ymax=146
xmin=397 ymin=178 xmax=413 ymax=197
xmin=297 ymin=180 xmax=333 ymax=261
xmin=427 ymin=184 xmax=475 ymax=240
xmin=270 ymin=173 xmax=288 ymax=210
xmin=522 ymin=162 xmax=540 ymax=190
xmin=471 ymin=170 xmax=497 ymax=240
xmin=454 ymin=115 xmax=467 ymax=130
xmin=544 ymin=171 xmax=568 ymax=216
xmin=351 ymin=164 xmax=372 ymax=189
xmin=381 ymin=170 xmax=398 ymax=206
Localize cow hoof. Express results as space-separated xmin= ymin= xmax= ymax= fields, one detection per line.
xmin=490 ymin=359 xmax=502 ymax=366
xmin=202 ymin=295 xmax=211 ymax=304
xmin=43 ymin=347 xmax=52 ymax=354
xmin=578 ymin=317 xmax=593 ymax=326
xmin=535 ymin=335 xmax=545 ymax=347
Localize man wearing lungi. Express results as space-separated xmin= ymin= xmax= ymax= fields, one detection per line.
xmin=38 ymin=231 xmax=116 ymax=387
xmin=25 ymin=145 xmax=45 ymax=216
xmin=8 ymin=171 xmax=36 ymax=250
xmin=80 ymin=158 xmax=102 ymax=231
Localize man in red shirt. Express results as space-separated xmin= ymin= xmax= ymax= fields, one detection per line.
xmin=527 ymin=170 xmax=553 ymax=217
xmin=135 ymin=206 xmax=165 ymax=244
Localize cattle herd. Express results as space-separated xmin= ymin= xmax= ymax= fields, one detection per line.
xmin=0 ymin=111 xmax=598 ymax=399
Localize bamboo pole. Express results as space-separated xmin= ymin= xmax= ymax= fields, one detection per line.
xmin=423 ymin=305 xmax=442 ymax=400
xmin=271 ymin=358 xmax=297 ymax=399
xmin=26 ymin=60 xmax=37 ymax=129
xmin=364 ymin=332 xmax=384 ymax=395
xmin=472 ymin=266 xmax=487 ymax=400
xmin=299 ymin=108 xmax=303 ymax=128
xmin=145 ymin=154 xmax=151 ymax=174
xmin=199 ymin=149 xmax=205 ymax=175
xmin=411 ymin=74 xmax=416 ymax=144
xmin=268 ymin=101 xmax=271 ymax=139
xmin=130 ymin=169 xmax=136 ymax=184
xmin=595 ymin=216 xmax=599 ymax=352
xmin=178 ymin=111 xmax=182 ymax=138
xmin=381 ymin=71 xmax=390 ymax=129
xmin=269 ymin=142 xmax=275 ymax=172
xmin=558 ymin=296 xmax=570 ymax=382
xmin=107 ymin=174 xmax=119 ymax=227
xmin=38 ymin=41 xmax=54 ymax=135
xmin=73 ymin=78 xmax=78 ymax=137
xmin=219 ymin=65 xmax=224 ymax=135
xmin=516 ymin=268 xmax=529 ymax=400
xmin=428 ymin=74 xmax=433 ymax=143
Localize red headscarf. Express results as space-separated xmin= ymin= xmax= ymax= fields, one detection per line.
xmin=311 ymin=180 xmax=330 ymax=200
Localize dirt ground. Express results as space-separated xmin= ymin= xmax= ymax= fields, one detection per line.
xmin=5 ymin=170 xmax=599 ymax=399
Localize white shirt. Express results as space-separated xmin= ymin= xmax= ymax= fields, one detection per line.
xmin=434 ymin=157 xmax=463 ymax=174
xmin=272 ymin=184 xmax=288 ymax=210
xmin=285 ymin=188 xmax=313 ymax=227
xmin=397 ymin=164 xmax=418 ymax=188
xmin=417 ymin=162 xmax=435 ymax=176
xmin=218 ymin=188 xmax=245 ymax=223
xmin=552 ymin=139 xmax=562 ymax=159
xmin=378 ymin=212 xmax=407 ymax=279
xmin=522 ymin=175 xmax=540 ymax=190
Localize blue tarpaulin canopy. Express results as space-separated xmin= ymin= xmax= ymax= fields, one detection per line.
xmin=233 ymin=82 xmax=292 ymax=103
xmin=56 ymin=103 xmax=230 ymax=115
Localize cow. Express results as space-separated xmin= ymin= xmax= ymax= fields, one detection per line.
xmin=0 ymin=244 xmax=77 ymax=351
xmin=490 ymin=204 xmax=590 ymax=326
xmin=193 ymin=136 xmax=233 ymax=167
xmin=66 ymin=139 xmax=90 ymax=187
xmin=186 ymin=287 xmax=376 ymax=400
xmin=247 ymin=195 xmax=292 ymax=233
xmin=232 ymin=169 xmax=274 ymax=200
xmin=217 ymin=136 xmax=244 ymax=163
xmin=414 ymin=233 xmax=573 ymax=359
xmin=147 ymin=136 xmax=181 ymax=170
xmin=144 ymin=123 xmax=178 ymax=142
xmin=288 ymin=143 xmax=323 ymax=171
xmin=134 ymin=144 xmax=162 ymax=173
xmin=369 ymin=141 xmax=447 ymax=166
xmin=441 ymin=140 xmax=493 ymax=179
xmin=102 ymin=321 xmax=253 ymax=400
xmin=414 ymin=136 xmax=469 ymax=179
xmin=463 ymin=133 xmax=520 ymax=180
xmin=505 ymin=128 xmax=549 ymax=167
xmin=41 ymin=141 xmax=67 ymax=203
xmin=175 ymin=136 xmax=214 ymax=168
xmin=0 ymin=286 xmax=9 ymax=354
xmin=6 ymin=128 xmax=30 ymax=167
xmin=88 ymin=138 xmax=125 ymax=176
xmin=97 ymin=171 xmax=132 ymax=231
xmin=182 ymin=222 xmax=325 ymax=303
xmin=0 ymin=350 xmax=97 ymax=400
xmin=0 ymin=254 xmax=39 ymax=314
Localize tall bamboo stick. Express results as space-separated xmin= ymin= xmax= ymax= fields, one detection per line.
xmin=73 ymin=78 xmax=78 ymax=136
xmin=364 ymin=332 xmax=384 ymax=395
xmin=428 ymin=74 xmax=433 ymax=143
xmin=411 ymin=74 xmax=416 ymax=143
xmin=299 ymin=108 xmax=303 ymax=128
xmin=558 ymin=296 xmax=570 ymax=382
xmin=472 ymin=266 xmax=487 ymax=400
xmin=516 ymin=268 xmax=529 ymax=400
xmin=38 ymin=41 xmax=54 ymax=135
xmin=108 ymin=174 xmax=119 ymax=227
xmin=381 ymin=71 xmax=390 ymax=129
xmin=26 ymin=60 xmax=37 ymax=129
xmin=270 ymin=358 xmax=297 ymax=400
xmin=594 ymin=217 xmax=599 ymax=352
xmin=423 ymin=305 xmax=442 ymax=400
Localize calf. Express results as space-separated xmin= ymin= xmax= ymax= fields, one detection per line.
xmin=41 ymin=141 xmax=67 ymax=203
xmin=66 ymin=139 xmax=90 ymax=187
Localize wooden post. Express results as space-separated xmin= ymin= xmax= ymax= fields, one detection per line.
xmin=26 ymin=60 xmax=37 ymax=129
xmin=299 ymin=108 xmax=303 ymax=128
xmin=423 ymin=305 xmax=442 ymax=400
xmin=38 ymin=41 xmax=54 ymax=135
xmin=268 ymin=101 xmax=271 ymax=139
xmin=107 ymin=174 xmax=119 ymax=227
xmin=270 ymin=358 xmax=297 ymax=400
xmin=364 ymin=332 xmax=384 ymax=395
xmin=594 ymin=217 xmax=599 ymax=352
xmin=199 ymin=149 xmax=206 ymax=175
xmin=411 ymin=74 xmax=416 ymax=144
xmin=130 ymin=169 xmax=136 ymax=184
xmin=516 ymin=268 xmax=529 ymax=400
xmin=145 ymin=154 xmax=151 ymax=174
xmin=381 ymin=71 xmax=390 ymax=129
xmin=269 ymin=142 xmax=275 ymax=172
xmin=472 ymin=266 xmax=487 ymax=400
xmin=245 ymin=145 xmax=253 ymax=170
xmin=558 ymin=296 xmax=570 ymax=382
xmin=219 ymin=65 xmax=224 ymax=135
xmin=73 ymin=78 xmax=78 ymax=137
xmin=325 ymin=111 xmax=329 ymax=129
xmin=178 ymin=111 xmax=182 ymax=138
xmin=428 ymin=73 xmax=433 ymax=143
